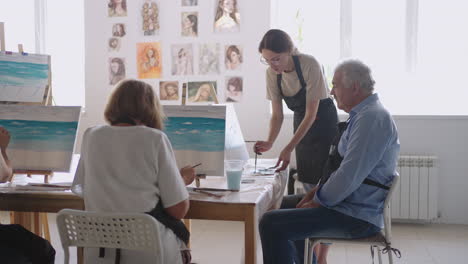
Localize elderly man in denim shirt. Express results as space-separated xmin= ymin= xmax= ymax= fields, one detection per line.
xmin=259 ymin=59 xmax=400 ymax=264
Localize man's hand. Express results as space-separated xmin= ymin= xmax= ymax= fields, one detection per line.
xmin=296 ymin=186 xmax=320 ymax=208
xmin=180 ymin=166 xmax=195 ymax=186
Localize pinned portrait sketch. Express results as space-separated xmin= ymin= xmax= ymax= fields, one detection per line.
xmin=181 ymin=12 xmax=198 ymax=37
xmin=137 ymin=42 xmax=162 ymax=79
xmin=108 ymin=38 xmax=121 ymax=52
xmin=141 ymin=0 xmax=159 ymax=36
xmin=171 ymin=44 xmax=194 ymax=76
xmin=188 ymin=81 xmax=217 ymax=103
xmin=199 ymin=43 xmax=220 ymax=75
xmin=225 ymin=45 xmax=242 ymax=70
xmin=225 ymin=76 xmax=242 ymax=103
xmin=214 ymin=0 xmax=240 ymax=33
xmin=182 ymin=0 xmax=197 ymax=6
xmin=108 ymin=57 xmax=126 ymax=85
xmin=108 ymin=0 xmax=127 ymax=17
xmin=160 ymin=81 xmax=180 ymax=101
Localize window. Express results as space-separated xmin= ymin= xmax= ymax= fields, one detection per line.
xmin=0 ymin=0 xmax=85 ymax=107
xmin=273 ymin=0 xmax=468 ymax=115
xmin=45 ymin=0 xmax=85 ymax=107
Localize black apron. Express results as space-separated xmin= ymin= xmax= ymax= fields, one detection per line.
xmin=277 ymin=55 xmax=338 ymax=184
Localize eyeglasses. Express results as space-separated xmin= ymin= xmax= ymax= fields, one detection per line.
xmin=260 ymin=55 xmax=282 ymax=66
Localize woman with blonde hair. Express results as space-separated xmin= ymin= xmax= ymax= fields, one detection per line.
xmin=72 ymin=79 xmax=195 ymax=264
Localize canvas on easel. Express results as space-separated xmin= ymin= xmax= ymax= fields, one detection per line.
xmin=163 ymin=104 xmax=248 ymax=176
xmin=0 ymin=105 xmax=81 ymax=172
xmin=0 ymin=52 xmax=51 ymax=104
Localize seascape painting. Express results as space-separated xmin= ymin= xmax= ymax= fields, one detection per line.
xmin=0 ymin=52 xmax=50 ymax=103
xmin=163 ymin=105 xmax=226 ymax=176
xmin=0 ymin=105 xmax=81 ymax=172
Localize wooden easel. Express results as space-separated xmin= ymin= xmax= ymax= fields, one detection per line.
xmin=1 ymin=22 xmax=52 ymax=241
xmin=209 ymin=83 xmax=219 ymax=104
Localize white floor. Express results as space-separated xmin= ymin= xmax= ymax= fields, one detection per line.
xmin=2 ymin=211 xmax=466 ymax=264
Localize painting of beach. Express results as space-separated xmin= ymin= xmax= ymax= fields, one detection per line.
xmin=0 ymin=105 xmax=81 ymax=172
xmin=0 ymin=52 xmax=50 ymax=103
xmin=163 ymin=105 xmax=226 ymax=176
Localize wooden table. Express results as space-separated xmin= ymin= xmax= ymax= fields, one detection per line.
xmin=0 ymin=159 xmax=287 ymax=264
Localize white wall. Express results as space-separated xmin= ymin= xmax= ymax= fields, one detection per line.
xmin=82 ymin=0 xmax=468 ymax=224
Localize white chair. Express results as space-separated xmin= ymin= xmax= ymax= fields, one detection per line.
xmin=56 ymin=209 xmax=163 ymax=264
xmin=304 ymin=175 xmax=400 ymax=264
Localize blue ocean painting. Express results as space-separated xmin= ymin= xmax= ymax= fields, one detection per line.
xmin=0 ymin=119 xmax=78 ymax=152
xmin=164 ymin=117 xmax=225 ymax=152
xmin=0 ymin=60 xmax=49 ymax=88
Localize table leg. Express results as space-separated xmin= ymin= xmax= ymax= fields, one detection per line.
xmin=77 ymin=247 xmax=84 ymax=264
xmin=244 ymin=206 xmax=256 ymax=264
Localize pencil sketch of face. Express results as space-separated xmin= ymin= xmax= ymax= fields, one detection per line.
xmin=108 ymin=38 xmax=121 ymax=52
xmin=159 ymin=81 xmax=179 ymax=101
xmin=142 ymin=1 xmax=159 ymax=36
xmin=198 ymin=43 xmax=220 ymax=75
xmin=225 ymin=45 xmax=242 ymax=70
xmin=188 ymin=81 xmax=217 ymax=103
xmin=181 ymin=12 xmax=198 ymax=37
xmin=182 ymin=0 xmax=197 ymax=6
xmin=108 ymin=0 xmax=127 ymax=17
xmin=108 ymin=57 xmax=126 ymax=85
xmin=112 ymin=23 xmax=126 ymax=37
xmin=171 ymin=44 xmax=194 ymax=76
xmin=225 ymin=76 xmax=243 ymax=102
xmin=214 ymin=0 xmax=240 ymax=33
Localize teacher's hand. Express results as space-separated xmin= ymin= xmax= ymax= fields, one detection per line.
xmin=274 ymin=146 xmax=293 ymax=172
xmin=254 ymin=141 xmax=272 ymax=153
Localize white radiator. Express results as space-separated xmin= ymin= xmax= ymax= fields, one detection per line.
xmin=391 ymin=155 xmax=438 ymax=221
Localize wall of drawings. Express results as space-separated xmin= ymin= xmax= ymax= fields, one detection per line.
xmin=105 ymin=0 xmax=244 ymax=105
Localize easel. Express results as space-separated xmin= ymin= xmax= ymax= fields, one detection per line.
xmin=1 ymin=22 xmax=52 ymax=241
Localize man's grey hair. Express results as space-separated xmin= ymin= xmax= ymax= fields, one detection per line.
xmin=335 ymin=59 xmax=375 ymax=93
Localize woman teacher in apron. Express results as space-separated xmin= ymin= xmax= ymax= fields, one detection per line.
xmin=255 ymin=28 xmax=338 ymax=264
xmin=255 ymin=29 xmax=338 ymax=191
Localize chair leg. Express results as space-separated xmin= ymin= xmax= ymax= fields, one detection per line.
xmin=304 ymin=239 xmax=319 ymax=264
xmin=64 ymin=248 xmax=70 ymax=264
xmin=377 ymin=246 xmax=383 ymax=264
xmin=388 ymin=247 xmax=394 ymax=264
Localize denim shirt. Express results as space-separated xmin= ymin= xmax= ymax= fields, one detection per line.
xmin=314 ymin=93 xmax=400 ymax=228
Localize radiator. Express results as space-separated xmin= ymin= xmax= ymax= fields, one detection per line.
xmin=391 ymin=155 xmax=438 ymax=221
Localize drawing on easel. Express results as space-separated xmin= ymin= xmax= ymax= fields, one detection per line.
xmin=163 ymin=105 xmax=226 ymax=176
xmin=188 ymin=81 xmax=217 ymax=103
xmin=0 ymin=52 xmax=51 ymax=104
xmin=0 ymin=105 xmax=81 ymax=172
xmin=137 ymin=42 xmax=161 ymax=79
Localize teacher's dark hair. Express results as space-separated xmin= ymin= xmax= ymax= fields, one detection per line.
xmin=258 ymin=29 xmax=295 ymax=54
